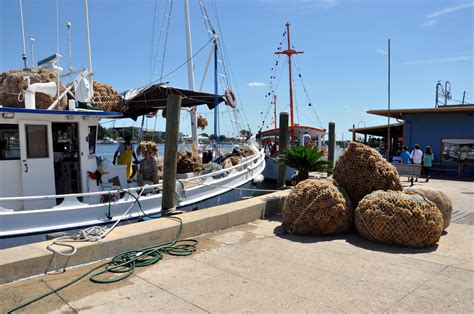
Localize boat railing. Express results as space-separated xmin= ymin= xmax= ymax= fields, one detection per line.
xmin=0 ymin=148 xmax=264 ymax=203
xmin=0 ymin=184 xmax=161 ymax=202
xmin=178 ymin=148 xmax=264 ymax=184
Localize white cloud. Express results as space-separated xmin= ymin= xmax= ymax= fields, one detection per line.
xmin=248 ymin=81 xmax=266 ymax=87
xmin=422 ymin=19 xmax=438 ymax=27
xmin=377 ymin=49 xmax=387 ymax=55
xmin=402 ymin=55 xmax=473 ymax=65
xmin=426 ymin=2 xmax=474 ymax=19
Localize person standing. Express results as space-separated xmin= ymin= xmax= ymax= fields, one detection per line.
xmin=400 ymin=145 xmax=410 ymax=164
xmin=303 ymin=132 xmax=312 ymax=147
xmin=113 ymin=134 xmax=138 ymax=182
xmin=423 ymin=146 xmax=434 ymax=182
xmin=410 ymin=144 xmax=423 ymax=182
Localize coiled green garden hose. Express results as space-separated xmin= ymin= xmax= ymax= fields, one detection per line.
xmin=4 ymin=216 xmax=197 ymax=314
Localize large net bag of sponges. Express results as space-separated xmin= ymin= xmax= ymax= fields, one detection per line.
xmin=91 ymin=81 xmax=126 ymax=112
xmin=404 ymin=187 xmax=452 ymax=230
xmin=177 ymin=151 xmax=203 ymax=173
xmin=282 ymin=179 xmax=353 ymax=235
xmin=0 ymin=68 xmax=67 ymax=109
xmin=333 ymin=141 xmax=402 ymax=206
xmin=355 ymin=190 xmax=444 ymax=248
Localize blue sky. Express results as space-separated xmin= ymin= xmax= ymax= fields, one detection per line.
xmin=1 ymin=0 xmax=473 ymax=140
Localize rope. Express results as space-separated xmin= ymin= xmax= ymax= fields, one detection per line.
xmin=4 ymin=216 xmax=196 ymax=314
xmin=199 ymin=182 xmax=283 ymax=193
xmin=46 ymin=188 xmax=147 ymax=257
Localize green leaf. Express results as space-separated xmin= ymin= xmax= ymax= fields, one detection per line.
xmin=280 ymin=146 xmax=332 ymax=173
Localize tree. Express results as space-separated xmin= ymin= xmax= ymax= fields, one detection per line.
xmin=281 ymin=146 xmax=332 ymax=184
xmin=98 ymin=125 xmax=106 ymax=139
xmin=240 ymin=129 xmax=252 ymax=139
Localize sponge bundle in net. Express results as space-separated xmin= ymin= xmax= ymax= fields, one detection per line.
xmin=404 ymin=187 xmax=453 ymax=230
xmin=0 ymin=68 xmax=67 ymax=109
xmin=355 ymin=190 xmax=444 ymax=248
xmin=282 ymin=179 xmax=353 ymax=235
xmin=91 ymin=81 xmax=125 ymax=112
xmin=176 ymin=151 xmax=203 ymax=173
xmin=333 ymin=141 xmax=402 ymax=205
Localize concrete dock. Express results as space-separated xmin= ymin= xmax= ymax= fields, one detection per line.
xmin=1 ymin=177 xmax=473 ymax=313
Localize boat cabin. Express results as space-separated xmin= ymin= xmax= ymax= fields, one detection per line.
xmin=0 ymin=107 xmax=121 ymax=210
xmin=257 ymin=125 xmax=326 ymax=155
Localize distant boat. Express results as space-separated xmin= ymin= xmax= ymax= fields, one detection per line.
xmin=257 ymin=23 xmax=326 ymax=182
xmin=98 ymin=137 xmax=118 ymax=144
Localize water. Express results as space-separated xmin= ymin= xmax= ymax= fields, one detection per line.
xmin=97 ymin=143 xmax=237 ymax=161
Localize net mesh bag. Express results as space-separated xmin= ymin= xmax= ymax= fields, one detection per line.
xmin=177 ymin=151 xmax=203 ymax=173
xmin=0 ymin=68 xmax=67 ymax=109
xmin=404 ymin=187 xmax=453 ymax=230
xmin=355 ymin=190 xmax=444 ymax=248
xmin=333 ymin=141 xmax=402 ymax=206
xmin=91 ymin=81 xmax=125 ymax=112
xmin=282 ymin=179 xmax=353 ymax=235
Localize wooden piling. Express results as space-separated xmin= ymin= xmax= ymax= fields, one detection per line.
xmin=328 ymin=121 xmax=335 ymax=163
xmin=162 ymin=94 xmax=182 ymax=212
xmin=277 ymin=112 xmax=289 ymax=188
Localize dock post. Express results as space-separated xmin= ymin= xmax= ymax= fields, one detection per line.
xmin=162 ymin=94 xmax=182 ymax=212
xmin=352 ymin=124 xmax=356 ymax=141
xmin=277 ymin=112 xmax=289 ymax=188
xmin=328 ymin=121 xmax=335 ymax=163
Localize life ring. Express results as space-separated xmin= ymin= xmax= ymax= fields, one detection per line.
xmin=225 ymin=89 xmax=236 ymax=108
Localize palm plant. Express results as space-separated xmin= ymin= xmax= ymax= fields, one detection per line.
xmin=281 ymin=146 xmax=333 ymax=184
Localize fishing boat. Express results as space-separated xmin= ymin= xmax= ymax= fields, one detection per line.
xmin=0 ymin=0 xmax=265 ymax=248
xmin=257 ymin=23 xmax=326 ymax=182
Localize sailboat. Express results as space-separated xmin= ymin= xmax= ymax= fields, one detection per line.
xmin=0 ymin=0 xmax=265 ymax=248
xmin=257 ymin=23 xmax=326 ymax=181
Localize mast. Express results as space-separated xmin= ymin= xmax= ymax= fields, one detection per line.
xmin=84 ymin=0 xmax=94 ymax=101
xmin=273 ymin=94 xmax=277 ymax=129
xmin=184 ymin=0 xmax=198 ymax=147
xmin=19 ymin=0 xmax=27 ymax=68
xmin=275 ymin=22 xmax=303 ymax=145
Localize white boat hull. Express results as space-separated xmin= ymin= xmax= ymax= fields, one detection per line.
xmin=262 ymin=155 xmax=296 ymax=182
xmin=0 ymin=149 xmax=266 ymax=248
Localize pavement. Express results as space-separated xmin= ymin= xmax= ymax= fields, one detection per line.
xmin=1 ymin=177 xmax=473 ymax=313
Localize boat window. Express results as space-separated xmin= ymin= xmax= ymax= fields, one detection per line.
xmin=26 ymin=125 xmax=49 ymax=158
xmin=88 ymin=126 xmax=97 ymax=155
xmin=0 ymin=124 xmax=20 ymax=160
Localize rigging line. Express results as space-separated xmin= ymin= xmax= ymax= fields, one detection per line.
xmin=150 ymin=0 xmax=173 ymax=82
xmin=147 ymin=38 xmax=214 ymax=87
xmin=262 ymin=61 xmax=287 ymax=128
xmin=147 ymin=0 xmax=159 ymax=82
xmin=292 ymin=57 xmax=323 ymax=128
xmin=158 ymin=0 xmax=174 ymax=83
xmin=207 ymin=0 xmax=251 ymax=133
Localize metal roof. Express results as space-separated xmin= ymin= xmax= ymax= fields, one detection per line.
xmin=122 ymin=84 xmax=225 ymax=120
xmin=367 ymin=104 xmax=474 ymax=119
xmin=348 ymin=122 xmax=403 ymax=136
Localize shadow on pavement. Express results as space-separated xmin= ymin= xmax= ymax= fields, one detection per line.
xmin=273 ymin=224 xmax=439 ymax=254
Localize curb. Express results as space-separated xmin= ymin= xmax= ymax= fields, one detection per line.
xmin=0 ymin=190 xmax=288 ymax=285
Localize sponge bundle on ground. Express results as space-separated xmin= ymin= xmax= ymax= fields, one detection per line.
xmin=282 ymin=179 xmax=353 ymax=235
xmin=355 ymin=190 xmax=444 ymax=248
xmin=404 ymin=187 xmax=453 ymax=230
xmin=333 ymin=142 xmax=403 ymax=206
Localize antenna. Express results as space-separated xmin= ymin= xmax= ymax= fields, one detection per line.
xmin=18 ymin=0 xmax=27 ymax=68
xmin=435 ymin=80 xmax=452 ymax=107
xmin=66 ymin=21 xmax=73 ymax=72
xmin=29 ymin=37 xmax=35 ymax=67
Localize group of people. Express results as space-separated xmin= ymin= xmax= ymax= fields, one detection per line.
xmin=112 ymin=135 xmax=161 ymax=186
xmin=397 ymin=143 xmax=434 ymax=182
